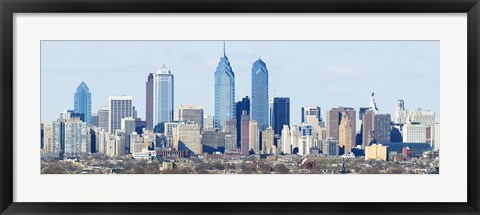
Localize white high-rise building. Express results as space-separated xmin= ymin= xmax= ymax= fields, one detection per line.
xmin=281 ymin=125 xmax=291 ymax=154
xmin=64 ymin=120 xmax=88 ymax=156
xmin=434 ymin=123 xmax=440 ymax=151
xmin=108 ymin=96 xmax=133 ymax=134
xmin=290 ymin=124 xmax=300 ymax=153
xmin=393 ymin=99 xmax=408 ymax=124
xmin=153 ymin=64 xmax=174 ymax=132
xmin=408 ymin=108 xmax=435 ymax=126
xmin=402 ymin=123 xmax=427 ymax=143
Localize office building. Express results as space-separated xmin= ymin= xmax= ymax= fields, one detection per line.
xmin=365 ymin=144 xmax=388 ymax=161
xmin=173 ymin=123 xmax=202 ymax=155
xmin=281 ymin=125 xmax=291 ymax=154
xmin=240 ymin=111 xmax=250 ymax=156
xmin=290 ymin=124 xmax=300 ymax=154
xmin=407 ymin=108 xmax=436 ymax=126
xmin=121 ymin=117 xmax=136 ymax=135
xmin=321 ymin=138 xmax=339 ymax=156
xmin=251 ymin=58 xmax=269 ymax=131
xmin=73 ymin=81 xmax=92 ymax=125
xmin=153 ymin=64 xmax=174 ymax=132
xmin=146 ymin=73 xmax=154 ymax=130
xmin=97 ymin=106 xmax=109 ymax=130
xmin=108 ymin=96 xmax=133 ymax=134
xmin=249 ymin=120 xmax=260 ymax=153
xmin=91 ymin=113 xmax=99 ymax=127
xmin=64 ymin=119 xmax=88 ymax=156
xmin=270 ymin=97 xmax=290 ymax=135
xmin=201 ymin=130 xmax=228 ymax=154
xmin=373 ymin=113 xmax=392 ymax=144
xmin=327 ymin=107 xmax=356 ymax=144
xmin=214 ymin=43 xmax=235 ymax=130
xmin=394 ymin=99 xmax=408 ymax=124
xmin=261 ymin=127 xmax=275 ymax=154
xmin=178 ymin=104 xmax=204 ymax=131
xmin=339 ymin=112 xmax=355 ymax=154
xmin=402 ymin=122 xmax=427 ymax=143
xmin=235 ymin=96 xmax=250 ymax=147
xmin=203 ymin=115 xmax=214 ymax=131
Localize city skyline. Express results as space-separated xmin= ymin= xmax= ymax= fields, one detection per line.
xmin=41 ymin=41 xmax=440 ymax=129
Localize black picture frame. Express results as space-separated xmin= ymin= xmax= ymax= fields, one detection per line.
xmin=1 ymin=0 xmax=479 ymax=214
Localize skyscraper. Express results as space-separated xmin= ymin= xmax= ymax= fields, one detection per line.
xmin=108 ymin=96 xmax=133 ymax=134
xmin=146 ymin=73 xmax=154 ymax=130
xmin=178 ymin=104 xmax=204 ymax=131
xmin=249 ymin=120 xmax=259 ymax=153
xmin=240 ymin=111 xmax=250 ymax=156
xmin=64 ymin=118 xmax=88 ymax=156
xmin=326 ymin=107 xmax=356 ymax=143
xmin=301 ymin=106 xmax=322 ymax=126
xmin=339 ymin=112 xmax=355 ymax=154
xmin=361 ymin=93 xmax=392 ymax=146
xmin=97 ymin=106 xmax=109 ymax=131
xmin=394 ymin=99 xmax=407 ymax=124
xmin=153 ymin=64 xmax=174 ymax=132
xmin=251 ymin=58 xmax=269 ymax=131
xmin=235 ymin=96 xmax=250 ymax=147
xmin=270 ymin=97 xmax=290 ymax=135
xmin=214 ymin=43 xmax=235 ymax=130
xmin=74 ymin=81 xmax=92 ymax=125
xmin=173 ymin=123 xmax=202 ymax=155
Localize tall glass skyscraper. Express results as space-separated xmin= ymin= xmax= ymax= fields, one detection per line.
xmin=251 ymin=58 xmax=269 ymax=131
xmin=270 ymin=97 xmax=290 ymax=135
xmin=74 ymin=81 xmax=92 ymax=125
xmin=214 ymin=44 xmax=235 ymax=130
xmin=153 ymin=64 xmax=174 ymax=133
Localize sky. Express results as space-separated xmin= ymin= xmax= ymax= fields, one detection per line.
xmin=41 ymin=40 xmax=440 ymax=131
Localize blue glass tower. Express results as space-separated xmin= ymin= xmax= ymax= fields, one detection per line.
xmin=214 ymin=43 xmax=235 ymax=130
xmin=153 ymin=64 xmax=174 ymax=133
xmin=251 ymin=58 xmax=269 ymax=131
xmin=74 ymin=81 xmax=91 ymax=125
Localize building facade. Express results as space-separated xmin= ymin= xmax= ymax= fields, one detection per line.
xmin=178 ymin=104 xmax=204 ymax=131
xmin=108 ymin=96 xmax=133 ymax=134
xmin=214 ymin=45 xmax=235 ymax=130
xmin=153 ymin=64 xmax=174 ymax=132
xmin=235 ymin=96 xmax=250 ymax=147
xmin=251 ymin=58 xmax=269 ymax=131
xmin=73 ymin=81 xmax=92 ymax=125
xmin=173 ymin=123 xmax=202 ymax=155
xmin=270 ymin=97 xmax=290 ymax=135
xmin=365 ymin=144 xmax=388 ymax=161
xmin=339 ymin=112 xmax=355 ymax=154
xmin=145 ymin=73 xmax=154 ymax=130
xmin=327 ymin=107 xmax=356 ymax=144
xmin=249 ymin=120 xmax=260 ymax=153
xmin=240 ymin=111 xmax=250 ymax=156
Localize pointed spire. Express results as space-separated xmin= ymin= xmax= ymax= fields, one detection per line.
xmin=223 ymin=41 xmax=226 ymax=57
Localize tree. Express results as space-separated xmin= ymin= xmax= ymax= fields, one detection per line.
xmin=274 ymin=163 xmax=289 ymax=174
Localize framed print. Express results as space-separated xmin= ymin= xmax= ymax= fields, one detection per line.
xmin=1 ymin=0 xmax=480 ymax=214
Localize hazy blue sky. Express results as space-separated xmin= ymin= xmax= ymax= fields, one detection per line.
xmin=41 ymin=41 xmax=439 ymax=130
